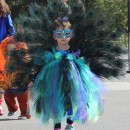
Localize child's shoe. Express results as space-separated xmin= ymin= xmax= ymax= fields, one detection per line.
xmin=8 ymin=111 xmax=17 ymax=116
xmin=18 ymin=114 xmax=31 ymax=120
xmin=65 ymin=125 xmax=74 ymax=130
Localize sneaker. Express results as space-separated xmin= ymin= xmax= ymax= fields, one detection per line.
xmin=65 ymin=125 xmax=74 ymax=130
xmin=8 ymin=111 xmax=16 ymax=116
xmin=18 ymin=114 xmax=31 ymax=120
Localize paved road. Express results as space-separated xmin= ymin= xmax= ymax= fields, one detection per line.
xmin=0 ymin=88 xmax=130 ymax=130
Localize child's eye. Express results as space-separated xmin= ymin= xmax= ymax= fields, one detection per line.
xmin=56 ymin=32 xmax=62 ymax=36
xmin=66 ymin=32 xmax=70 ymax=35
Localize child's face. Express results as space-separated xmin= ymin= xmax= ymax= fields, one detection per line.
xmin=53 ymin=27 xmax=73 ymax=45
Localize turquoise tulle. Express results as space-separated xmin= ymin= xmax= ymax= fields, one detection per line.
xmin=31 ymin=47 xmax=106 ymax=124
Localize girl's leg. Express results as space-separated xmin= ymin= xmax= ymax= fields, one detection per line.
xmin=65 ymin=118 xmax=74 ymax=130
xmin=54 ymin=123 xmax=61 ymax=130
xmin=67 ymin=118 xmax=73 ymax=125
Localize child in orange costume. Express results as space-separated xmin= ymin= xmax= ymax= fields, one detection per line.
xmin=0 ymin=37 xmax=17 ymax=115
xmin=0 ymin=37 xmax=16 ymax=90
xmin=0 ymin=37 xmax=7 ymax=115
xmin=0 ymin=37 xmax=31 ymax=119
xmin=0 ymin=0 xmax=16 ymax=115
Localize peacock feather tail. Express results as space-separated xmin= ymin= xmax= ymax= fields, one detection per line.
xmin=5 ymin=0 xmax=125 ymax=90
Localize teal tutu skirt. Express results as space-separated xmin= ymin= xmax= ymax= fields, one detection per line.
xmin=31 ymin=47 xmax=106 ymax=124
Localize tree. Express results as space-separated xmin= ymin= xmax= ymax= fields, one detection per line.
xmin=96 ymin=0 xmax=128 ymax=46
xmin=100 ymin=0 xmax=127 ymax=32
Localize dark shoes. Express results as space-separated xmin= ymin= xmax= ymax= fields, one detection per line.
xmin=8 ymin=111 xmax=17 ymax=116
xmin=8 ymin=111 xmax=31 ymax=119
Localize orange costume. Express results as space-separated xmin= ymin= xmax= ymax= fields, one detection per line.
xmin=0 ymin=37 xmax=17 ymax=91
xmin=0 ymin=37 xmax=31 ymax=119
xmin=0 ymin=37 xmax=28 ymax=90
xmin=0 ymin=37 xmax=15 ymax=115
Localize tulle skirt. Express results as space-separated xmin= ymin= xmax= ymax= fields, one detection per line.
xmin=31 ymin=51 xmax=106 ymax=124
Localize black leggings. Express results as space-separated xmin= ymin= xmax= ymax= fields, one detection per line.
xmin=54 ymin=118 xmax=73 ymax=129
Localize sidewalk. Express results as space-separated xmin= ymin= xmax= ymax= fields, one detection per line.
xmin=0 ymin=88 xmax=130 ymax=130
xmin=103 ymin=63 xmax=130 ymax=90
xmin=104 ymin=82 xmax=130 ymax=90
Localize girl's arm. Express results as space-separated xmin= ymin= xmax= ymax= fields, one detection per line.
xmin=6 ymin=14 xmax=16 ymax=37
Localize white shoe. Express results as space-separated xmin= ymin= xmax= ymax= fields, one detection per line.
xmin=18 ymin=114 xmax=31 ymax=120
xmin=18 ymin=115 xmax=27 ymax=120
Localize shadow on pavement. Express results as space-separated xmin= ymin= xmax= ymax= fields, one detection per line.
xmin=0 ymin=118 xmax=19 ymax=121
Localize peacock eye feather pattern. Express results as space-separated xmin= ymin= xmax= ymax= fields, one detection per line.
xmin=16 ymin=59 xmax=23 ymax=65
xmin=3 ymin=0 xmax=127 ymax=124
xmin=6 ymin=0 xmax=126 ymax=93
xmin=7 ymin=65 xmax=17 ymax=73
xmin=17 ymin=49 xmax=27 ymax=57
xmin=15 ymin=34 xmax=22 ymax=41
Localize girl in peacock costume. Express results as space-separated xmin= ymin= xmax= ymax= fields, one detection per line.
xmin=6 ymin=0 xmax=125 ymax=130
xmin=31 ymin=16 xmax=106 ymax=130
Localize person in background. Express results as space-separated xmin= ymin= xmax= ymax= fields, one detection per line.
xmin=0 ymin=0 xmax=15 ymax=116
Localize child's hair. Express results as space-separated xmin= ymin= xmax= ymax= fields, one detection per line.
xmin=53 ymin=17 xmax=72 ymax=30
xmin=0 ymin=0 xmax=11 ymax=17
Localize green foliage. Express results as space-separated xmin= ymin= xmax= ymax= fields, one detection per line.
xmin=97 ymin=0 xmax=127 ymax=32
xmin=96 ymin=0 xmax=128 ymax=46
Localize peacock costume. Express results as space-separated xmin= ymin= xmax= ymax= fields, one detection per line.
xmin=32 ymin=46 xmax=105 ymax=123
xmin=5 ymin=0 xmax=125 ymax=124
